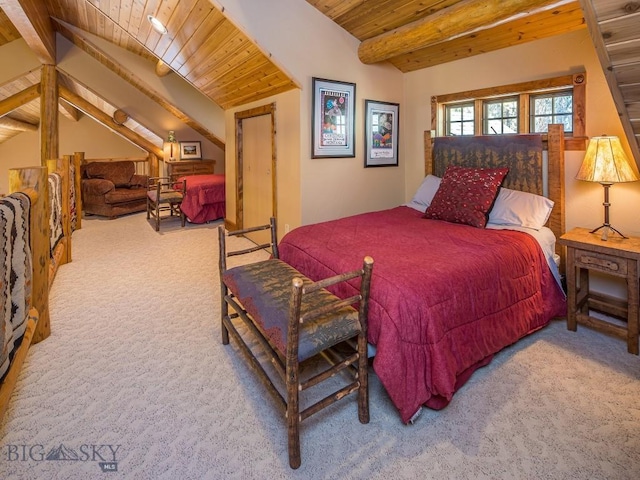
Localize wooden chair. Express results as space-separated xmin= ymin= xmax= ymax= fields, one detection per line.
xmin=218 ymin=218 xmax=374 ymax=469
xmin=146 ymin=176 xmax=186 ymax=231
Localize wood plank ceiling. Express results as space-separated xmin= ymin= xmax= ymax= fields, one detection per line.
xmin=42 ymin=0 xmax=300 ymax=109
xmin=0 ymin=0 xmax=637 ymax=163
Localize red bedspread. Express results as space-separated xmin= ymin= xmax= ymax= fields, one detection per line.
xmin=178 ymin=174 xmax=225 ymax=224
xmin=278 ymin=206 xmax=566 ymax=423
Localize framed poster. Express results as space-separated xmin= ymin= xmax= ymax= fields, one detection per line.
xmin=364 ymin=100 xmax=399 ymax=167
xmin=311 ymin=78 xmax=356 ymax=158
xmin=180 ymin=141 xmax=202 ymax=160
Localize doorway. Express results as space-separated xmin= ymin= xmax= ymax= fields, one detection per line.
xmin=235 ymin=103 xmax=276 ymax=245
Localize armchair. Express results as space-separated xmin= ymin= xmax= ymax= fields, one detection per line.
xmin=81 ymin=161 xmax=149 ymax=219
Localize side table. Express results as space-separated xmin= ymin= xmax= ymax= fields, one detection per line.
xmin=559 ymin=227 xmax=640 ymax=354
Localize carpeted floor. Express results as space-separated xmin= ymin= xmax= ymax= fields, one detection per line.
xmin=1 ymin=212 xmax=639 ymax=480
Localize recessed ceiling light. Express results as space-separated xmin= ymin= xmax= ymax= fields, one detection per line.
xmin=147 ymin=15 xmax=167 ymax=35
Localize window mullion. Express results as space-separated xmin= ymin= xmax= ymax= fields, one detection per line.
xmin=520 ymin=94 xmax=528 ymax=134
xmin=474 ymin=100 xmax=482 ymax=136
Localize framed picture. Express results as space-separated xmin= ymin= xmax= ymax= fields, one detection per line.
xmin=311 ymin=77 xmax=356 ymax=158
xmin=179 ymin=141 xmax=201 ymax=160
xmin=364 ymin=100 xmax=399 ymax=167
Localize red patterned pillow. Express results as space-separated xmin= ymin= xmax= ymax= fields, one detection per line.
xmin=423 ymin=166 xmax=508 ymax=228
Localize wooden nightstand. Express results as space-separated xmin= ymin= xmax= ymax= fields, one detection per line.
xmin=559 ymin=227 xmax=640 ymax=354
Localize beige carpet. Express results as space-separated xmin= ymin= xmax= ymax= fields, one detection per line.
xmin=1 ymin=212 xmax=639 ymax=480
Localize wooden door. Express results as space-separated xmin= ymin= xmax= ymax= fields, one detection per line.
xmin=236 ymin=104 xmax=276 ymax=246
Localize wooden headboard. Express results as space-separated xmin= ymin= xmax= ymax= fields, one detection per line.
xmin=424 ymin=124 xmax=566 ymax=271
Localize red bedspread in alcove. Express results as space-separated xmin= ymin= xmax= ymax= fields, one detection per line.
xmin=179 ymin=174 xmax=225 ymax=224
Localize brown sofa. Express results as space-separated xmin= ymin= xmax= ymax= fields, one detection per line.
xmin=81 ymin=161 xmax=149 ymax=218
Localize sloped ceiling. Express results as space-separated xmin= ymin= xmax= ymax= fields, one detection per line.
xmin=0 ymin=0 xmax=638 ymax=162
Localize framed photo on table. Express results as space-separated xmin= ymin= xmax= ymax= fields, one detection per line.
xmin=311 ymin=78 xmax=356 ymax=158
xmin=180 ymin=141 xmax=202 ymax=160
xmin=364 ymin=100 xmax=399 ymax=167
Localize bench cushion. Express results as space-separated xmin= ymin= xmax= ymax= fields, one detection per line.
xmin=223 ymin=259 xmax=360 ymax=361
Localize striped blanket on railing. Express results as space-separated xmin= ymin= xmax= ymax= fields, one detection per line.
xmin=0 ymin=193 xmax=32 ymax=381
xmin=48 ymin=172 xmax=64 ymax=256
xmin=69 ymin=162 xmax=77 ymax=232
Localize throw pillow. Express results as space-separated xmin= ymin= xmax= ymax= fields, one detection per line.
xmin=423 ymin=166 xmax=508 ymax=228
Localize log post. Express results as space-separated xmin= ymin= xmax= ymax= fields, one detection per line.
xmin=40 ymin=65 xmax=58 ymax=166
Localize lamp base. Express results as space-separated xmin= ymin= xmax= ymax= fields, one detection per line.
xmin=590 ymin=223 xmax=627 ymax=241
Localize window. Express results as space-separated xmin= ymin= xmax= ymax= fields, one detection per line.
xmin=484 ymin=97 xmax=518 ymax=134
xmin=445 ymin=103 xmax=474 ymax=135
xmin=530 ymin=90 xmax=573 ymax=134
xmin=432 ymin=73 xmax=586 ymax=149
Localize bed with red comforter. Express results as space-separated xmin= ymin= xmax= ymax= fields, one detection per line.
xmin=278 ymin=206 xmax=567 ymax=423
xmin=178 ymin=174 xmax=225 ymax=224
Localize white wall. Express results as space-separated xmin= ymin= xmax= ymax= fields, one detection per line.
xmin=0 ymin=114 xmax=145 ymax=194
xmin=226 ymin=89 xmax=301 ymax=237
xmin=55 ymin=34 xmax=225 ymax=169
xmin=58 ymin=29 xmax=226 ymax=163
xmin=219 ymin=0 xmax=405 ymax=225
xmin=403 ymin=29 xmax=640 ymax=297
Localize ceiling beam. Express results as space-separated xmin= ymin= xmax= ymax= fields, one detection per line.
xmin=0 ymin=115 xmax=37 ymax=131
xmin=58 ymin=98 xmax=80 ymax=121
xmin=389 ymin=2 xmax=585 ymax=72
xmin=358 ymin=0 xmax=566 ymax=64
xmin=0 ymin=0 xmax=56 ymax=64
xmin=53 ymin=19 xmax=225 ymax=150
xmin=155 ymin=60 xmax=172 ymax=77
xmin=59 ymin=85 xmax=164 ymax=159
xmin=0 ymin=83 xmax=40 ymax=116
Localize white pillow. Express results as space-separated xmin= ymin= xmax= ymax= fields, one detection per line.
xmin=488 ymin=187 xmax=554 ymax=230
xmin=405 ymin=175 xmax=441 ymax=212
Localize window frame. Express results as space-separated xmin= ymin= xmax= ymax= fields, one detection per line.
xmin=431 ymin=73 xmax=586 ymax=150
xmin=529 ymin=89 xmax=574 ymax=134
xmin=483 ymin=96 xmax=519 ymax=135
xmin=445 ymin=102 xmax=475 ymax=136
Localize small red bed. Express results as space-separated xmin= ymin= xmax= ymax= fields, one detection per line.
xmin=178 ymin=174 xmax=225 ymax=224
xmin=278 ymin=128 xmax=568 ymax=423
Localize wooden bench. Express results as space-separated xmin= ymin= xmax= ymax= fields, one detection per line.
xmin=218 ymin=218 xmax=374 ymax=469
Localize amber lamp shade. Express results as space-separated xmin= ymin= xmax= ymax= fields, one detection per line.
xmin=576 ymin=136 xmax=639 ymax=240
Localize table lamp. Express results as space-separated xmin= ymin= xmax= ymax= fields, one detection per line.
xmin=165 ymin=131 xmax=177 ymax=160
xmin=575 ymin=135 xmax=639 ymax=240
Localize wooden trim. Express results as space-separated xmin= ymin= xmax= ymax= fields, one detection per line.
xmin=0 ymin=310 xmax=37 ymax=419
xmin=434 ymin=75 xmax=577 ymax=104
xmin=234 ymin=103 xmax=277 ymax=230
xmin=432 ymin=72 xmax=586 ymax=151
